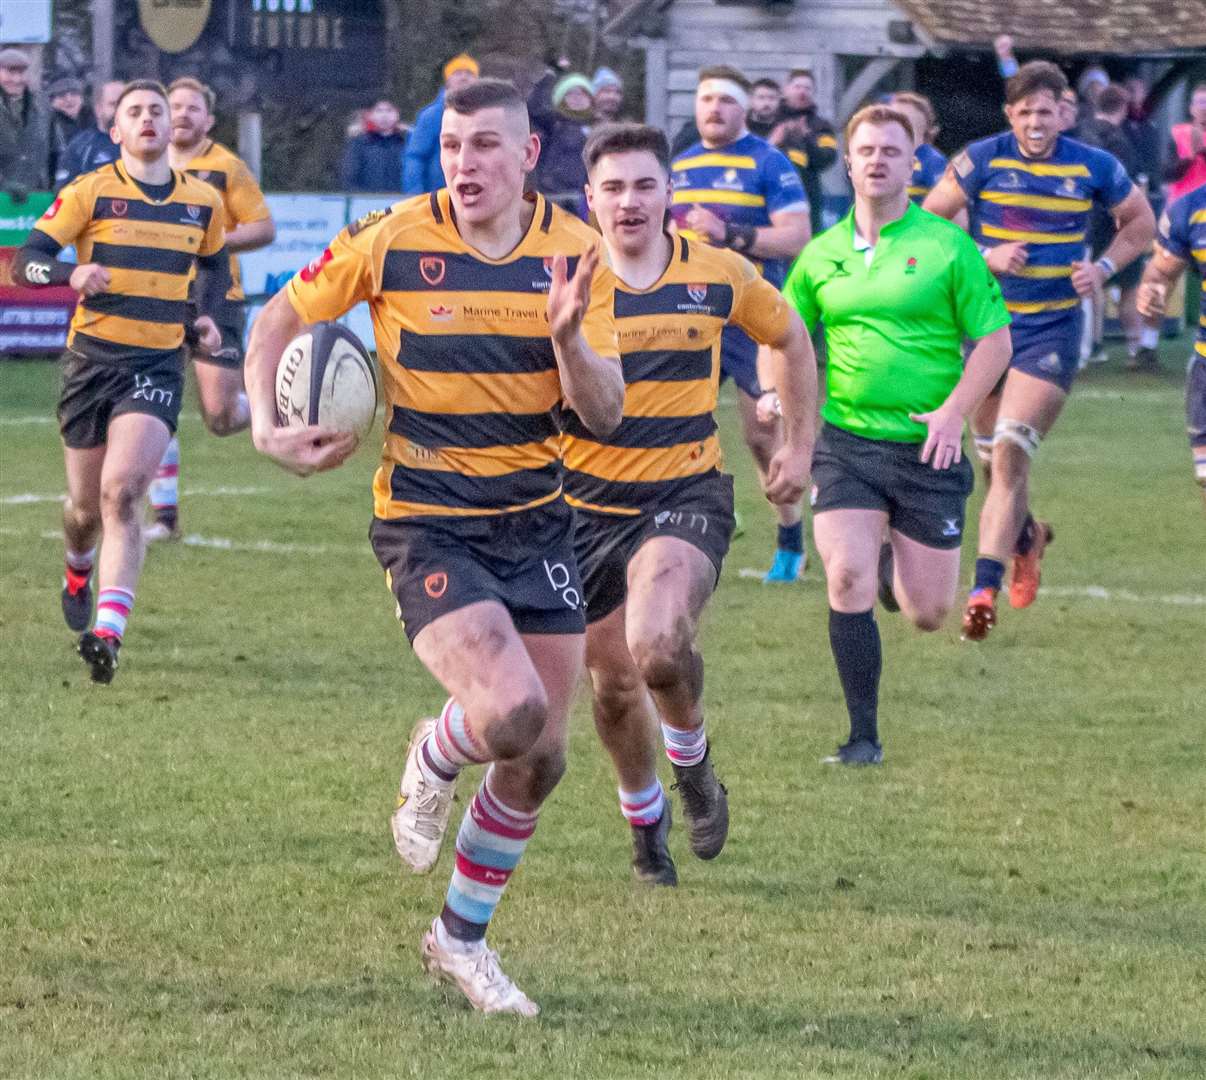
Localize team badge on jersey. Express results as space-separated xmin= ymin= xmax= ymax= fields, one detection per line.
xmin=687 ymin=283 xmax=708 ymax=304
xmin=187 ymin=204 xmax=201 ymax=220
xmin=111 ymin=199 xmax=128 ymax=217
xmin=419 ymin=256 xmax=446 ymax=286
xmin=348 ymin=207 xmax=392 ymax=237
xmin=424 ymin=572 xmax=448 ymax=599
xmin=300 ymin=247 xmax=332 ymax=282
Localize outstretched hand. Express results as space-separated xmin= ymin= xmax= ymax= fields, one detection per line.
xmin=547 ymin=246 xmax=599 ymax=348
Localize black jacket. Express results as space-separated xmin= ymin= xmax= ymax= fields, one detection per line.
xmin=0 ymin=89 xmax=51 ymax=194
xmin=771 ymin=103 xmax=837 ymax=234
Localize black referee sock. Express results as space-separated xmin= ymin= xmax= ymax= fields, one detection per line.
xmin=828 ymin=608 xmax=881 ymax=746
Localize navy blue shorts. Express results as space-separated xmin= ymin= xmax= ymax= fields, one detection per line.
xmin=1007 ymin=311 xmax=1083 ymax=394
xmin=720 ymin=325 xmax=762 ymax=398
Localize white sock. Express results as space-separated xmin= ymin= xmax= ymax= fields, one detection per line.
xmin=1139 ymin=326 xmax=1159 ymax=349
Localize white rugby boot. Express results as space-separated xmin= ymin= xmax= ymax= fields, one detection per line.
xmin=390 ymin=717 xmax=457 ymax=873
xmin=421 ymin=920 xmax=539 ymax=1017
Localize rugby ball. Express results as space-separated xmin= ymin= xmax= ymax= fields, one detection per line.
xmin=275 ymin=322 xmax=378 ymax=440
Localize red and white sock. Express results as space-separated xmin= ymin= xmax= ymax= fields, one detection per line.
xmin=149 ymin=437 xmax=179 ymax=523
xmin=419 ymin=698 xmax=489 ymax=783
xmin=662 ymin=722 xmax=707 ymax=767
xmin=619 ymin=778 xmax=666 ymax=827
xmin=94 ymin=587 xmax=134 ymax=642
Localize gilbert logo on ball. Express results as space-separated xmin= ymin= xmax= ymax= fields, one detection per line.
xmin=275 ymin=322 xmax=378 ymax=440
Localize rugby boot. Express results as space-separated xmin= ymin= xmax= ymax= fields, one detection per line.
xmin=764 ymin=547 xmax=806 ymax=583
xmin=671 ymin=746 xmax=728 ymax=860
xmin=821 ymin=738 xmax=883 ymax=766
xmin=144 ymin=509 xmax=181 ymax=543
xmin=421 ymin=920 xmax=539 ymax=1017
xmin=391 ymin=717 xmax=457 ymax=874
xmin=1125 ymin=347 xmax=1159 ymax=372
xmin=877 ymin=541 xmax=900 ymax=613
xmin=61 ymin=569 xmax=93 ymax=632
xmin=631 ymin=801 xmax=677 ymax=887
xmin=1009 ymin=520 xmax=1053 ymax=609
xmin=961 ymin=587 xmax=998 ymax=642
xmin=78 ymin=631 xmax=119 ymax=684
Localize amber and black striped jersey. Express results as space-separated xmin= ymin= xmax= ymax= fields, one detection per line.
xmin=287 ymin=189 xmax=620 ymax=522
xmin=563 ymin=236 xmax=792 ymax=515
xmin=179 ymin=139 xmax=270 ymax=303
xmin=31 ymin=162 xmax=226 ymax=363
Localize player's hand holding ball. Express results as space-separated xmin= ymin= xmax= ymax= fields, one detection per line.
xmin=260 ymin=322 xmax=378 ymax=477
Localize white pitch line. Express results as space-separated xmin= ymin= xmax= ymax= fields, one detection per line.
xmin=1073 ymin=388 xmax=1179 ymax=404
xmin=1 ymin=486 xmax=271 ymax=505
xmin=0 ymin=416 xmax=53 ymax=426
xmin=734 ymin=567 xmax=1205 ymax=607
xmin=178 ymin=533 xmax=363 ymax=556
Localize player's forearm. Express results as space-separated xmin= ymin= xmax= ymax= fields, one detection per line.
xmin=765 ymin=319 xmax=818 ymax=450
xmin=226 ymin=218 xmax=276 ymax=253
xmin=554 ymin=337 xmax=624 ymax=438
xmin=946 ymin=325 xmax=1012 ymax=416
xmin=1100 ymin=204 xmax=1157 ymax=275
xmin=921 ymin=179 xmax=967 ymax=224
xmin=748 ymin=221 xmax=810 ymax=261
xmin=245 ymin=290 xmax=306 ymax=446
xmin=13 ymin=231 xmax=72 ymax=287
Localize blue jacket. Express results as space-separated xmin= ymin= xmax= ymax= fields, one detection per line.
xmin=340 ymin=129 xmax=406 ymax=192
xmin=403 ymin=90 xmax=444 ymax=195
xmin=56 ymin=127 xmax=120 ymax=189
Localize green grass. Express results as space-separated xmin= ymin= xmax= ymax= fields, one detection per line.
xmin=1 ymin=346 xmax=1203 ymax=1079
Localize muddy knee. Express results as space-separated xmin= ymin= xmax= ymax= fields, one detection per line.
xmin=481 ymin=690 xmax=549 ymax=760
xmin=100 ymin=477 xmax=145 ymax=525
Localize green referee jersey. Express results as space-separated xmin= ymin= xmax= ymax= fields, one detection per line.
xmin=783 ymin=201 xmax=1010 ymax=443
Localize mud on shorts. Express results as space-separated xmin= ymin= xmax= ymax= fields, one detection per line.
xmin=811 ymin=422 xmax=973 ymax=550
xmin=57 ymin=347 xmax=185 ymax=449
xmin=572 ymin=472 xmax=736 ymax=624
xmin=369 ymin=499 xmax=586 ymax=644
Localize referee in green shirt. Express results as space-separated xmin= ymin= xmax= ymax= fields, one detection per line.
xmin=780 ymin=104 xmax=1012 ymax=765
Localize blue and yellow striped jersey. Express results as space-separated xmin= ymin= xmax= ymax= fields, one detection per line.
xmin=287 ymin=190 xmax=619 ymax=522
xmin=33 ymin=163 xmax=226 ymax=362
xmin=562 ymin=236 xmax=792 ymax=514
xmin=1157 ymin=186 xmax=1206 ymax=360
xmin=953 ymin=132 xmax=1132 ymax=327
xmin=909 ymin=142 xmax=947 ymax=204
xmin=669 ymin=133 xmax=808 ymax=289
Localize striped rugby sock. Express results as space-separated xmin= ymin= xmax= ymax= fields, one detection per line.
xmin=94 ymin=587 xmax=134 ymax=642
xmin=149 ymin=437 xmax=179 ymax=515
xmin=420 ymin=698 xmax=488 ymax=783
xmin=440 ymin=769 xmax=538 ymax=942
xmin=662 ymin=722 xmax=707 ymax=768
xmin=619 ymin=778 xmax=665 ymax=827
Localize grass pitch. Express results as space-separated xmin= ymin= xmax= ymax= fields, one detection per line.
xmin=1 ymin=347 xmax=1203 ymax=1079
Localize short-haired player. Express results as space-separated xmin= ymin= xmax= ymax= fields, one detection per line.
xmin=244 ymin=79 xmax=623 ymax=1016
xmin=144 ymin=77 xmax=276 ymax=541
xmin=14 ymin=80 xmax=229 ymax=682
xmin=924 ymin=62 xmax=1155 ymax=639
xmin=671 ymin=66 xmax=813 ymax=583
xmin=574 ymin=123 xmax=816 ymax=882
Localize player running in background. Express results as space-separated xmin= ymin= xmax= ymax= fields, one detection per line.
xmin=243 ymin=79 xmax=623 ymax=1016
xmin=1136 ymin=185 xmax=1206 ymax=506
xmin=573 ymin=123 xmax=816 ymax=884
xmin=783 ymin=105 xmax=1011 ymax=765
xmin=889 ymin=91 xmax=947 ymax=204
xmin=13 ymin=80 xmax=228 ymax=683
xmin=145 ymin=77 xmax=276 ymax=541
xmin=671 ymin=66 xmax=812 ymax=583
xmin=924 ymin=62 xmax=1154 ymax=641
